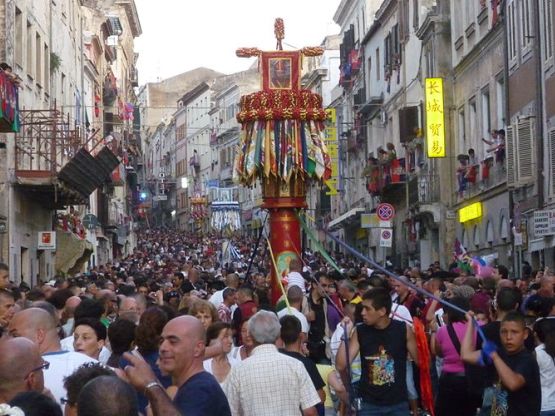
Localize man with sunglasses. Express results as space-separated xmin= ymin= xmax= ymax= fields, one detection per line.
xmin=8 ymin=307 xmax=96 ymax=406
xmin=0 ymin=337 xmax=48 ymax=402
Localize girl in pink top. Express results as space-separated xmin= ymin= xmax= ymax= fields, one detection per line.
xmin=431 ymin=297 xmax=479 ymax=416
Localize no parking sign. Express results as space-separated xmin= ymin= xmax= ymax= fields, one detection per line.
xmin=376 ymin=203 xmax=395 ymax=221
xmin=380 ymin=228 xmax=393 ymax=247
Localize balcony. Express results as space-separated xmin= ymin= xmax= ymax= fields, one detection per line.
xmin=129 ymin=65 xmax=138 ymax=87
xmin=455 ymin=156 xmax=506 ymax=203
xmin=364 ymin=157 xmax=407 ymax=197
xmin=103 ymin=72 xmax=118 ymax=106
xmin=408 ymin=174 xmax=440 ymax=205
xmin=15 ymin=109 xmax=119 ymax=209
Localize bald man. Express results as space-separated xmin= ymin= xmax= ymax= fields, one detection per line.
xmin=0 ymin=337 xmax=46 ymax=402
xmin=61 ymin=296 xmax=81 ymax=337
xmin=8 ymin=308 xmax=95 ymax=406
xmin=124 ymin=316 xmax=230 ymax=416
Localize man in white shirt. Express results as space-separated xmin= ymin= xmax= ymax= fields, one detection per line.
xmin=277 ymin=286 xmax=309 ymax=334
xmin=224 ymin=310 xmax=320 ymax=416
xmin=210 ymin=273 xmax=240 ymax=309
xmin=286 ymin=258 xmax=306 ymax=294
xmin=9 ymin=308 xmax=96 ymax=406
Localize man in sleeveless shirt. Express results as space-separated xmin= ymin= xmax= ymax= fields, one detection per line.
xmin=336 ymin=288 xmax=419 ymax=416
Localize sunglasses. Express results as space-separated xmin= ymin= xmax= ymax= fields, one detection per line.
xmin=25 ymin=360 xmax=49 ymax=380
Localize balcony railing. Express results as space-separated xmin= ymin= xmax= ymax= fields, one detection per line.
xmin=417 ymin=174 xmax=440 ymax=204
xmin=364 ymin=158 xmax=406 ymax=196
xmin=455 ymin=158 xmax=506 ymax=202
xmin=15 ymin=109 xmax=82 ymax=174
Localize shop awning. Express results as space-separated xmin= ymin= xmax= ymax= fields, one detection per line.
xmin=327 ymin=207 xmax=365 ymax=231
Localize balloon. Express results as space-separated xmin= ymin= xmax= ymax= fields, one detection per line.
xmin=477 ymin=265 xmax=494 ymax=278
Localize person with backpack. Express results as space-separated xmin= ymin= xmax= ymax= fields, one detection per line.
xmin=430 ymin=297 xmax=482 ymax=416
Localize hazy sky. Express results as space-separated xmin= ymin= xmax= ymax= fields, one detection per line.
xmin=134 ymin=0 xmax=341 ymax=84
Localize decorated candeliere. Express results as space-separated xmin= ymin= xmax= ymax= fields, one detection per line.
xmin=234 ymin=19 xmax=332 ymax=303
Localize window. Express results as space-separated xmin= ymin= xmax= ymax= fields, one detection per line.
xmin=384 ymin=34 xmax=392 ymax=69
xmin=367 ymin=57 xmax=372 ymax=92
xmin=469 ymin=99 xmax=477 ymax=147
xmin=481 ymin=89 xmax=491 ymax=143
xmin=15 ymin=8 xmax=23 ymax=67
xmin=44 ymin=44 xmax=49 ymax=93
xmin=465 ymin=0 xmax=475 ymax=27
xmin=453 ymin=0 xmax=463 ymax=39
xmin=496 ymin=78 xmax=505 ymax=128
xmin=458 ymin=108 xmax=466 ymax=152
xmin=473 ymin=225 xmax=480 ymax=247
xmin=26 ymin=21 xmax=33 ymax=77
xmin=61 ymin=72 xmax=66 ymax=100
xmin=413 ymin=0 xmax=420 ymax=29
xmin=542 ymin=0 xmax=554 ymax=62
xmin=376 ymin=48 xmax=380 ymax=81
xmin=486 ymin=221 xmax=494 ymax=244
xmin=520 ymin=0 xmax=532 ymax=50
xmin=35 ymin=33 xmax=42 ymax=86
xmin=507 ymin=1 xmax=517 ymax=61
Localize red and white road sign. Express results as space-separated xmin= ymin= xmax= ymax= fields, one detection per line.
xmin=380 ymin=228 xmax=393 ymax=247
xmin=376 ymin=203 xmax=395 ymax=221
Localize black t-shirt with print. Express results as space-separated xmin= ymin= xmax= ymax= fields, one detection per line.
xmin=491 ymin=348 xmax=541 ymax=416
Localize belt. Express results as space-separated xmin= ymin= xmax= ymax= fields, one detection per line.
xmin=441 ymin=372 xmax=465 ymax=377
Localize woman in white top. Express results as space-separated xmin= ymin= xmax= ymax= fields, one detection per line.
xmin=535 ymin=318 xmax=555 ymax=416
xmin=229 ymin=320 xmax=255 ymax=361
xmin=203 ymin=322 xmax=236 ymax=384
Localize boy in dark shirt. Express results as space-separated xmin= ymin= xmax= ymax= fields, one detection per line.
xmin=279 ymin=315 xmax=326 ymax=414
xmin=462 ymin=311 xmax=541 ymax=416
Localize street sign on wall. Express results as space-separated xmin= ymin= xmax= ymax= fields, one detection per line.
xmin=361 ymin=213 xmax=392 ymax=229
xmin=533 ymin=210 xmax=555 ymax=237
xmin=38 ymin=232 xmax=56 ymax=250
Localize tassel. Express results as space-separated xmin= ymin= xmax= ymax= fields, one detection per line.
xmin=414 ymin=318 xmax=435 ymax=416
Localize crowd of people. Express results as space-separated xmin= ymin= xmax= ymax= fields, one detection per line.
xmin=0 ymin=228 xmax=552 ymax=416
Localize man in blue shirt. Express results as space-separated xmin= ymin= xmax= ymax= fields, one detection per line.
xmin=123 ymin=315 xmax=230 ymax=416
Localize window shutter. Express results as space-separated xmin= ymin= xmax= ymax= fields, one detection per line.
xmin=516 ymin=117 xmax=535 ymax=185
xmin=550 ymin=128 xmax=555 ymax=196
xmin=506 ymin=125 xmax=517 ymax=187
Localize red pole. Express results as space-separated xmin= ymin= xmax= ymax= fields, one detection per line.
xmin=263 ymin=196 xmax=305 ymax=305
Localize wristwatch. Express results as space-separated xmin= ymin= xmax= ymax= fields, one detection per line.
xmin=144 ymin=381 xmax=163 ymax=396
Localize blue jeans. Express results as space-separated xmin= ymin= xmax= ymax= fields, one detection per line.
xmin=541 ymin=411 xmax=555 ymax=416
xmin=359 ymin=401 xmax=410 ymax=416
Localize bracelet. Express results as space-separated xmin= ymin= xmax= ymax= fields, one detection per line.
xmin=144 ymin=381 xmax=163 ymax=396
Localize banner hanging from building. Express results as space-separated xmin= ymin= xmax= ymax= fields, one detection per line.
xmin=425 ymin=78 xmax=446 ymax=158
xmin=324 ymin=108 xmax=339 ymax=196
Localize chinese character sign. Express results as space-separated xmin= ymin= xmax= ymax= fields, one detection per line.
xmin=425 ymin=78 xmax=446 ymax=158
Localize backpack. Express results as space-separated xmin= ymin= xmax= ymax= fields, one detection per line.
xmin=446 ymin=323 xmax=486 ymax=403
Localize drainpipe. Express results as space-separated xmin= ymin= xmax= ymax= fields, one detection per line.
xmin=499 ymin=1 xmax=518 ymax=275
xmin=532 ymin=0 xmax=544 ymax=210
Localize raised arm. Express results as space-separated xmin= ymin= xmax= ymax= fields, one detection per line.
xmin=335 ymin=319 xmax=360 ymax=373
xmin=460 ymin=312 xmax=481 ymax=364
xmin=491 ymin=352 xmax=526 ymax=392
